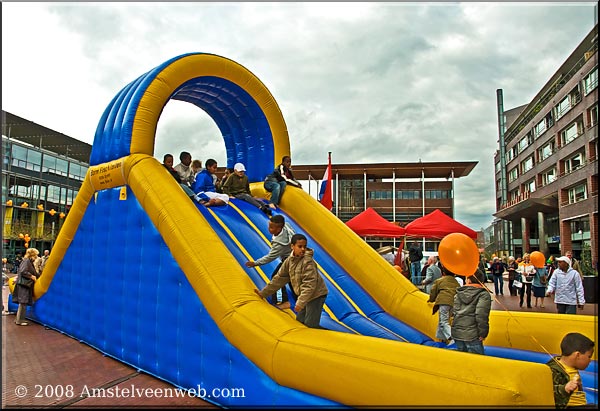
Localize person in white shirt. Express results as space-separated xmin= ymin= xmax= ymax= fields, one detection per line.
xmin=546 ymin=256 xmax=585 ymax=314
xmin=174 ymin=151 xmax=195 ymax=187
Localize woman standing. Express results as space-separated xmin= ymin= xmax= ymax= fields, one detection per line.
xmin=532 ymin=266 xmax=548 ymax=308
xmin=518 ymin=253 xmax=535 ymax=309
xmin=506 ymin=256 xmax=519 ymax=296
xmin=13 ymin=248 xmax=38 ymax=325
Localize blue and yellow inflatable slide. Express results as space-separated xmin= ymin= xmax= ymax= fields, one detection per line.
xmin=10 ymin=53 xmax=597 ymax=407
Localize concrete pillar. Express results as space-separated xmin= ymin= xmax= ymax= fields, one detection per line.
xmin=538 ymin=211 xmax=548 ymax=256
xmin=521 ymin=217 xmax=530 ymax=253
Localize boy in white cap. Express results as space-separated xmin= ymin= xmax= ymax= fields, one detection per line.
xmin=546 ymin=256 xmax=585 ymax=314
xmin=222 ymin=163 xmax=274 ymax=216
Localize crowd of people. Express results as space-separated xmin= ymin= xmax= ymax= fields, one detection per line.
xmin=476 ymin=251 xmax=586 ymax=314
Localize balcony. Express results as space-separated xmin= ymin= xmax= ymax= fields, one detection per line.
xmin=500 ymin=191 xmax=530 ymax=210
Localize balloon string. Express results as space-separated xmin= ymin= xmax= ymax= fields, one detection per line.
xmin=472 ymin=276 xmax=560 ymax=364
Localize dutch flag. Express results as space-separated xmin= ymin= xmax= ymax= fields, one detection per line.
xmin=319 ymin=152 xmax=333 ymax=210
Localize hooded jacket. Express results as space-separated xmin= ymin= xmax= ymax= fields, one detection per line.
xmin=451 ymin=285 xmax=492 ymax=342
xmin=259 ymin=248 xmax=328 ymax=308
xmin=427 ymin=275 xmax=459 ymax=307
xmin=254 ymin=223 xmax=295 ymax=266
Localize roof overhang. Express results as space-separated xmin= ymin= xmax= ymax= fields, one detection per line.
xmin=2 ymin=110 xmax=92 ymax=163
xmin=493 ymin=196 xmax=559 ymax=222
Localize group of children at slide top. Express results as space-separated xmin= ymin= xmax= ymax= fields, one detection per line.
xmin=162 ymin=152 xmax=328 ymax=329
xmin=161 ymin=152 xmax=595 ymax=409
xmin=162 ymin=152 xmax=301 ymax=215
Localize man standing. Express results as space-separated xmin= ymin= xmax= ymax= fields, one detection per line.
xmin=408 ymin=241 xmax=423 ymax=285
xmin=546 ymin=256 xmax=585 ymax=314
xmin=489 ymin=256 xmax=505 ymax=296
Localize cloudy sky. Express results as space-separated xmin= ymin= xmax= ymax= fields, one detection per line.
xmin=2 ymin=2 xmax=597 ymax=230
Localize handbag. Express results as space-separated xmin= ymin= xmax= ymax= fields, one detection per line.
xmin=513 ymin=279 xmax=523 ymax=288
xmin=540 ymin=275 xmax=547 ymax=285
xmin=525 ymin=274 xmax=535 ymax=282
xmin=16 ymin=274 xmax=34 ymax=288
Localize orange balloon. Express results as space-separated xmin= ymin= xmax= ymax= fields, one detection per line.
xmin=530 ymin=251 xmax=546 ymax=268
xmin=438 ymin=233 xmax=480 ymax=276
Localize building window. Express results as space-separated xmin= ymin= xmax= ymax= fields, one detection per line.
xmin=508 ymin=167 xmax=518 ymax=182
xmin=538 ymin=140 xmax=555 ymax=161
xmin=541 ymin=167 xmax=556 ymax=186
xmin=564 ymin=152 xmax=585 ymax=174
xmin=525 ymin=179 xmax=536 ymax=194
xmin=555 ymin=95 xmax=571 ymax=120
xmin=560 ymin=122 xmax=581 ymax=146
xmin=534 ymin=119 xmax=546 ymax=137
xmin=518 ymin=135 xmax=530 ymax=153
xmin=583 ymin=66 xmax=598 ymax=95
xmin=520 ymin=156 xmax=534 ymax=174
xmin=506 ymin=146 xmax=517 ymax=163
xmin=11 ymin=145 xmax=28 ymax=168
xmin=495 ymin=161 xmax=501 ymax=173
xmin=56 ymin=158 xmax=68 ymax=177
xmin=588 ymin=104 xmax=598 ymax=129
xmin=568 ymin=183 xmax=587 ymax=204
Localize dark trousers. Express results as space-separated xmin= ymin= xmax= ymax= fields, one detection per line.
xmin=557 ymin=304 xmax=577 ymax=314
xmin=296 ymin=295 xmax=327 ymax=329
xmin=519 ymin=283 xmax=532 ymax=307
xmin=235 ymin=193 xmax=268 ymax=210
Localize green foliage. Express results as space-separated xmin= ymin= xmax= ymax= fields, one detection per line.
xmin=580 ymin=242 xmax=596 ymax=276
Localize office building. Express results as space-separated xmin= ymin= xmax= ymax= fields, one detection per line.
xmin=2 ymin=111 xmax=91 ymax=259
xmin=493 ymin=25 xmax=598 ymax=268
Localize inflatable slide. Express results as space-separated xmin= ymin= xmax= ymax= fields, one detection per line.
xmin=11 ymin=53 xmax=596 ymax=407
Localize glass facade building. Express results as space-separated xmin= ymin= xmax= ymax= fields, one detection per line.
xmin=2 ymin=111 xmax=91 ymax=261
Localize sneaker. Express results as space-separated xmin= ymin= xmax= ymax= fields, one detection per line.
xmin=15 ymin=322 xmax=28 ymax=326
xmin=446 ymin=338 xmax=455 ymax=345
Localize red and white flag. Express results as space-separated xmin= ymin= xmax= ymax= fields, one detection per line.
xmin=319 ymin=152 xmax=333 ymax=210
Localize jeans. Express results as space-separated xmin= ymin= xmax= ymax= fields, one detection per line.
xmin=296 ymin=295 xmax=327 ymax=328
xmin=455 ymin=339 xmax=485 ymax=355
xmin=411 ymin=262 xmax=421 ymax=285
xmin=264 ymin=181 xmax=287 ymax=205
xmin=493 ymin=274 xmax=504 ymax=295
xmin=435 ymin=305 xmax=453 ymax=341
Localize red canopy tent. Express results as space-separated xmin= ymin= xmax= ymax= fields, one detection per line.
xmin=345 ymin=207 xmax=406 ymax=238
xmin=404 ymin=209 xmax=477 ymax=239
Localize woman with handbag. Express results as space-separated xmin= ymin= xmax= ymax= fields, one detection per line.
xmin=506 ymin=256 xmax=519 ymax=296
xmin=518 ymin=253 xmax=535 ymax=308
xmin=13 ymin=248 xmax=39 ymax=326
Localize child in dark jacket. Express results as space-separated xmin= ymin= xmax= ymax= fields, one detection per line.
xmin=451 ymin=269 xmax=492 ymax=355
xmin=546 ymin=332 xmax=594 ymax=408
